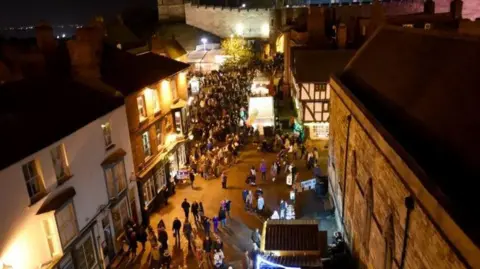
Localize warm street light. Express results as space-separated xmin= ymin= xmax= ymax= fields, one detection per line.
xmin=242 ymin=3 xmax=246 ymax=8
xmin=201 ymin=38 xmax=207 ymax=51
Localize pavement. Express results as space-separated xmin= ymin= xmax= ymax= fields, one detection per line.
xmin=118 ymin=139 xmax=335 ymax=269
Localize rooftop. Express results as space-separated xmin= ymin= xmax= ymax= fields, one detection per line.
xmin=0 ymin=78 xmax=124 ymax=170
xmin=292 ymin=48 xmax=356 ymax=82
xmin=262 ymin=219 xmax=321 ymax=251
xmin=155 ymin=23 xmax=221 ymax=51
xmin=338 ymin=26 xmax=480 ymax=247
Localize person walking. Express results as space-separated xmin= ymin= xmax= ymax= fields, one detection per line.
xmin=136 ymin=225 xmax=147 ymax=251
xmin=225 ymin=200 xmax=231 ymax=218
xmin=183 ymin=220 xmax=193 ymax=249
xmin=203 ymin=236 xmax=213 ymax=266
xmin=280 ymin=200 xmax=286 ymax=219
xmin=213 ymin=238 xmax=224 ymax=251
xmin=203 ymin=217 xmax=211 ymax=237
xmin=213 ymin=216 xmax=219 ymax=233
xmin=246 ymin=190 xmax=253 ymax=211
xmin=199 ymin=202 xmax=205 ymax=219
xmin=259 ymin=159 xmax=267 ymax=181
xmin=161 ymin=249 xmax=172 ymax=268
xmin=250 ymin=166 xmax=257 ymax=185
xmin=257 ymin=195 xmax=265 ymax=213
xmin=181 ymin=199 xmax=191 ymax=220
xmin=251 ymin=228 xmax=261 ymax=248
xmin=219 ymin=207 xmax=227 ymax=228
xmin=190 ymin=169 xmax=195 ymax=189
xmin=192 ymin=201 xmax=199 ymax=222
xmin=214 ymin=249 xmax=225 ymax=269
xmin=158 ymin=226 xmax=168 ymax=252
xmin=270 ymin=162 xmax=277 ymax=182
xmin=242 ymin=189 xmax=248 ymax=209
xmin=293 ymin=142 xmax=298 ymax=160
xmin=172 ymin=217 xmax=182 ymax=245
xmin=221 ymin=172 xmax=227 ymax=189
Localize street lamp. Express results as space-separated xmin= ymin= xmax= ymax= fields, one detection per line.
xmin=241 ymin=3 xmax=246 ymax=8
xmin=201 ymin=38 xmax=207 ymax=51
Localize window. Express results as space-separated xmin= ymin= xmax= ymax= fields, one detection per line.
xmin=402 ymin=24 xmax=414 ymax=28
xmin=143 ymin=176 xmax=157 ymax=207
xmin=75 ymin=233 xmax=98 ymax=269
xmin=363 ymin=177 xmax=373 ymax=253
xmin=22 ymin=160 xmax=45 ymax=201
xmin=177 ymin=144 xmax=187 ymax=168
xmin=152 ymin=91 xmax=160 ymax=113
xmin=101 ymin=122 xmax=113 ymax=148
xmin=174 ymin=111 xmax=182 ymax=133
xmin=170 ymin=80 xmax=178 ymax=100
xmin=58 ymin=253 xmax=74 ymax=269
xmin=361 ymin=25 xmax=366 ymax=36
xmin=155 ymin=121 xmax=163 ymax=150
xmin=43 ymin=219 xmax=60 ymax=257
xmin=137 ymin=95 xmax=147 ymax=121
xmin=142 ymin=131 xmax=152 ymax=158
xmin=56 ymin=202 xmax=78 ymax=247
xmin=50 ymin=144 xmax=71 ymax=181
xmin=154 ymin=165 xmax=166 ymax=193
xmin=111 ymin=197 xmax=130 ymax=239
xmin=104 ymin=160 xmax=127 ymax=199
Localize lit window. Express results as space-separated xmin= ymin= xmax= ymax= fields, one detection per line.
xmin=43 ymin=219 xmax=60 ymax=257
xmin=104 ymin=160 xmax=127 ymax=199
xmin=111 ymin=197 xmax=130 ymax=240
xmin=174 ymin=111 xmax=183 ymax=134
xmin=142 ymin=131 xmax=152 ymax=158
xmin=403 ymin=24 xmax=414 ymax=28
xmin=74 ymin=233 xmax=98 ymax=269
xmin=261 ymin=23 xmax=270 ymax=37
xmin=101 ymin=122 xmax=113 ymax=148
xmin=22 ymin=160 xmax=45 ymax=202
xmin=50 ymin=144 xmax=71 ymax=181
xmin=424 ymin=23 xmax=431 ymax=30
xmin=153 ymin=92 xmax=160 ymax=113
xmin=177 ymin=144 xmax=187 ymax=168
xmin=154 ymin=165 xmax=166 ymax=193
xmin=55 ymin=202 xmax=78 ymax=247
xmin=143 ymin=176 xmax=157 ymax=207
xmin=137 ymin=95 xmax=147 ymax=121
xmin=170 ymin=80 xmax=178 ymax=100
xmin=361 ymin=25 xmax=366 ymax=36
xmin=155 ymin=121 xmax=163 ymax=149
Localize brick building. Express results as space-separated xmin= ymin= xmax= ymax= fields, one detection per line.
xmin=328 ymin=26 xmax=480 ymax=269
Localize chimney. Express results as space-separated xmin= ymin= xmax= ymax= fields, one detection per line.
xmin=67 ymin=40 xmax=101 ymax=78
xmin=76 ymin=26 xmax=104 ymax=61
xmin=308 ymin=6 xmax=326 ymax=45
xmin=450 ymin=0 xmax=463 ymax=19
xmin=336 ymin=23 xmax=347 ymax=49
xmin=35 ymin=22 xmax=56 ymax=53
xmin=424 ymin=0 xmax=435 ymax=15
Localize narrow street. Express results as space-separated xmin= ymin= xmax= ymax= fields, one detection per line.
xmin=121 ymin=139 xmax=334 ymax=269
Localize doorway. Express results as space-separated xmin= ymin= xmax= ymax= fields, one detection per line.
xmin=101 ymin=216 xmax=115 ymax=262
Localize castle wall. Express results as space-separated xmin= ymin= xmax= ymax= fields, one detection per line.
xmin=185 ymin=3 xmax=273 ymax=38
xmin=158 ymin=0 xmax=185 ymax=21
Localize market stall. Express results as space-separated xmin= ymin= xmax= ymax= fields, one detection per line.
xmin=247 ymin=96 xmax=275 ymax=135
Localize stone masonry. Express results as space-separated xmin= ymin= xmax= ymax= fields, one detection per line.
xmin=327 ymin=77 xmax=479 ymax=269
xmin=185 ymin=3 xmax=273 ymax=38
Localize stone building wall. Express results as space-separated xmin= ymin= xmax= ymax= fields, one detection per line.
xmin=158 ymin=0 xmax=186 ymax=21
xmin=327 ymin=78 xmax=477 ymax=269
xmin=185 ymin=3 xmax=273 ymax=38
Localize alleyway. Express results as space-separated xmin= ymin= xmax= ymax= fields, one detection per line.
xmin=122 ymin=140 xmax=334 ymax=269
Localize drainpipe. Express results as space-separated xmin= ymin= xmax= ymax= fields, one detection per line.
xmin=399 ymin=196 xmax=415 ymax=269
xmin=341 ymin=114 xmax=352 ymax=223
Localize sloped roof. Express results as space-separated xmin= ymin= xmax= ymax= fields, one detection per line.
xmin=292 ymin=48 xmax=355 ymax=82
xmin=101 ymin=47 xmax=190 ymax=95
xmin=338 ymin=26 xmax=480 ymax=247
xmin=0 ymin=78 xmax=124 ymax=170
xmin=155 ymin=23 xmax=221 ymax=51
xmin=151 ymin=37 xmax=187 ymax=59
xmin=263 ymin=219 xmax=320 ymax=251
xmin=105 ymin=20 xmax=146 ymax=51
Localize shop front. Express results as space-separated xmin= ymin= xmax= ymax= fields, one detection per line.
xmin=137 ymin=161 xmax=170 ymax=224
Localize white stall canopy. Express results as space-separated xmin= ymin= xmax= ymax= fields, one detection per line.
xmin=247 ymin=97 xmax=275 ymax=135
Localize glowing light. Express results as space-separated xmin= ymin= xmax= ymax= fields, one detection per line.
xmin=256 ymin=255 xmax=301 ymax=269
xmin=235 ymin=23 xmax=244 ymax=36
xmin=168 ymin=155 xmax=175 ymax=161
xmin=61 ymin=33 xmax=66 ymax=38
xmin=242 ymin=3 xmax=246 ymax=8
xmin=165 ymin=133 xmax=178 ymax=146
xmin=201 ymin=38 xmax=207 ymax=51
xmin=261 ymin=23 xmax=270 ymax=37
xmin=189 ymin=134 xmax=194 ymax=140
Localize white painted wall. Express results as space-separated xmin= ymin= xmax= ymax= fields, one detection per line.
xmin=0 ymin=105 xmax=137 ymax=269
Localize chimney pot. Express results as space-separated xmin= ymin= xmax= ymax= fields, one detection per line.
xmin=424 ymin=0 xmax=435 ymax=15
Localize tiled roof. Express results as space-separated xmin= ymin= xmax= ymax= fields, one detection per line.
xmin=292 ymin=48 xmax=355 ymax=83
xmin=338 ymin=25 xmax=480 ymax=247
xmin=101 ymin=46 xmax=190 ymax=95
xmin=261 ymin=255 xmax=323 ymax=267
xmin=264 ymin=220 xmax=320 ymax=251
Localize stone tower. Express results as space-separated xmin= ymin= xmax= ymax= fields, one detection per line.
xmin=158 ymin=0 xmax=186 ymax=22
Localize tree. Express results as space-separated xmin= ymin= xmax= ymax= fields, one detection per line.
xmin=221 ymin=36 xmax=254 ymax=67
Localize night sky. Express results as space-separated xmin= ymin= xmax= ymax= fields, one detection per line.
xmin=0 ymin=0 xmax=153 ymax=26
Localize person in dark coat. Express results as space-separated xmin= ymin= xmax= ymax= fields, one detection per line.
xmin=136 ymin=225 xmax=147 ymax=250
xmin=225 ymin=200 xmax=231 ymax=218
xmin=191 ymin=201 xmax=199 ymax=222
xmin=203 ymin=236 xmax=213 ymax=265
xmin=203 ymin=217 xmax=211 ymax=236
xmin=221 ymin=172 xmax=227 ymax=189
xmin=190 ymin=170 xmax=195 ymax=189
xmin=181 ymin=199 xmax=191 ymax=220
xmin=158 ymin=227 xmax=169 ymax=252
xmin=242 ymin=189 xmax=248 ymax=204
xmin=218 ymin=207 xmax=227 ymax=227
xmin=172 ymin=217 xmax=182 ymax=244
xmin=128 ymin=228 xmax=137 ymax=258
xmin=162 ymin=249 xmax=172 ymax=268
xmin=213 ymin=238 xmax=224 ymax=251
